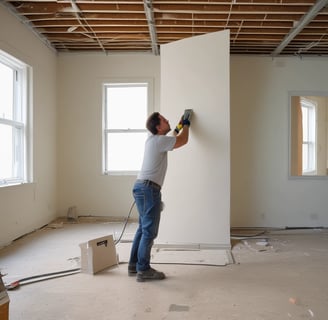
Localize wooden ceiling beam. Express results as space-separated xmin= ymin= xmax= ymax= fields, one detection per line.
xmin=35 ymin=21 xmax=305 ymax=31
xmin=26 ymin=13 xmax=148 ymax=20
xmin=10 ymin=2 xmax=315 ymax=15
xmin=5 ymin=0 xmax=316 ymax=3
xmin=32 ymin=20 xmax=149 ymax=27
xmin=38 ymin=27 xmax=150 ymax=33
xmin=152 ymin=4 xmax=314 ymax=12
xmin=9 ymin=2 xmax=145 ymax=14
xmin=2 ymin=0 xmax=327 ymax=55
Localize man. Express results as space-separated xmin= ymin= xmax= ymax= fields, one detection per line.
xmin=128 ymin=112 xmax=191 ymax=282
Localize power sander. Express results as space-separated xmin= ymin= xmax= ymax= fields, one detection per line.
xmin=175 ymin=109 xmax=193 ymax=133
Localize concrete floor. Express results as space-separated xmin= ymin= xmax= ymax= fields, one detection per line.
xmin=0 ymin=220 xmax=327 ymax=320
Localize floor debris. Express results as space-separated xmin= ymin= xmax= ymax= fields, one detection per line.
xmin=308 ymin=309 xmax=314 ymax=317
xmin=241 ymin=239 xmax=272 ymax=252
xmin=1 ymin=223 xmax=327 ymax=320
xmin=169 ymin=304 xmax=190 ymax=312
xmin=289 ymin=297 xmax=297 ymax=305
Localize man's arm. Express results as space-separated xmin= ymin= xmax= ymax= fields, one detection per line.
xmin=173 ymin=124 xmax=189 ymax=149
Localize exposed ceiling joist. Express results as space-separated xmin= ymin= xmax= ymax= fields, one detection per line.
xmin=1 ymin=0 xmax=328 ymax=56
xmin=271 ymin=0 xmax=328 ymax=56
xmin=143 ymin=0 xmax=159 ymax=55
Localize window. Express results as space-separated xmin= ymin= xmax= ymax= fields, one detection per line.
xmin=301 ymin=97 xmax=317 ymax=175
xmin=0 ymin=50 xmax=32 ymax=186
xmin=103 ymin=80 xmax=153 ymax=174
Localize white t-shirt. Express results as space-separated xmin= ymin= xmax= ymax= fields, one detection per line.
xmin=137 ymin=134 xmax=176 ymax=186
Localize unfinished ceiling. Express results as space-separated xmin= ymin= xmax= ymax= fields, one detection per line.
xmin=2 ymin=0 xmax=328 ymax=56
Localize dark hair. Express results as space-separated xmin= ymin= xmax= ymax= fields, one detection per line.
xmin=146 ymin=112 xmax=160 ymax=135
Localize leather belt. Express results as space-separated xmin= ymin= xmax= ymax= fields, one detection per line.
xmin=137 ymin=179 xmax=161 ymax=190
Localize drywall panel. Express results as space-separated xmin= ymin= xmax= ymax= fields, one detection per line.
xmin=157 ymin=30 xmax=230 ymax=247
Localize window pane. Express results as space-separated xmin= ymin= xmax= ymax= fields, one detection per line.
xmin=302 ymin=143 xmax=308 ymax=172
xmin=308 ymin=142 xmax=315 ymax=170
xmin=107 ymin=132 xmax=147 ymax=171
xmin=0 ymin=124 xmax=23 ymax=180
xmin=106 ymin=84 xmax=147 ymax=129
xmin=0 ymin=62 xmax=14 ymax=120
xmin=0 ymin=124 xmax=14 ymax=179
xmin=13 ymin=126 xmax=24 ymax=178
xmin=301 ymin=106 xmax=308 ymax=141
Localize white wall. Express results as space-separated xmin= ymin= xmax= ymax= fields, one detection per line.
xmin=230 ymin=56 xmax=328 ymax=228
xmin=57 ymin=54 xmax=328 ymax=229
xmin=0 ymin=5 xmax=57 ymax=247
xmin=315 ymin=96 xmax=328 ymax=175
xmin=57 ymin=53 xmax=160 ymax=218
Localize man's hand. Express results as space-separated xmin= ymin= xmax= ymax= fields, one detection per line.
xmin=174 ymin=112 xmax=191 ymax=135
xmin=182 ymin=119 xmax=190 ymax=127
xmin=174 ymin=116 xmax=184 ymax=134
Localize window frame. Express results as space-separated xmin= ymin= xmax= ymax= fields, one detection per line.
xmin=0 ymin=50 xmax=33 ymax=187
xmin=301 ymin=97 xmax=317 ymax=175
xmin=102 ymin=78 xmax=154 ymax=175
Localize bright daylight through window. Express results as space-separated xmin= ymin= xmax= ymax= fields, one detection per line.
xmin=103 ymin=81 xmax=152 ymax=174
xmin=0 ymin=50 xmax=32 ymax=186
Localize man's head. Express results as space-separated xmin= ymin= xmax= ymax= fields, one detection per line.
xmin=146 ymin=112 xmax=171 ymax=135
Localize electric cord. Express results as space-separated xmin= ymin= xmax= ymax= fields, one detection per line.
xmin=151 ymin=262 xmax=226 ymax=267
xmin=6 ymin=201 xmax=136 ymax=290
xmin=5 ymin=268 xmax=81 ymax=290
xmin=114 ymin=200 xmax=136 ymax=245
xmin=113 ymin=200 xmax=229 ymax=268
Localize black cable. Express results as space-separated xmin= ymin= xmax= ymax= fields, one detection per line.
xmin=6 ymin=204 xmax=135 ymax=290
xmin=5 ymin=268 xmax=81 ymax=290
xmin=113 ymin=201 xmax=233 ymax=267
xmin=114 ymin=200 xmax=136 ymax=245
xmin=151 ymin=262 xmax=227 ymax=267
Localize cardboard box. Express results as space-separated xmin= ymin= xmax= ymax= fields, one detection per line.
xmin=79 ymin=235 xmax=118 ymax=274
xmin=0 ymin=276 xmax=9 ymax=320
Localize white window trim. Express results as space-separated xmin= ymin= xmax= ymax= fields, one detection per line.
xmin=301 ymin=97 xmax=317 ymax=175
xmin=102 ymin=78 xmax=154 ymax=175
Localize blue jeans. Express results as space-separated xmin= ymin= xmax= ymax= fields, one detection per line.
xmin=129 ymin=180 xmax=162 ymax=272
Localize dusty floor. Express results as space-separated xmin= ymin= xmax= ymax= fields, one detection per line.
xmin=0 ymin=219 xmax=327 ymax=320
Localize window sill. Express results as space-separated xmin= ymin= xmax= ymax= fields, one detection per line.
xmin=0 ymin=181 xmax=31 ymax=188
xmin=103 ymin=171 xmax=138 ymax=176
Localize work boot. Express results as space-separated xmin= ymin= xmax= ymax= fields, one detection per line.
xmin=137 ymin=267 xmax=166 ymax=282
xmin=128 ymin=265 xmax=137 ymax=276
